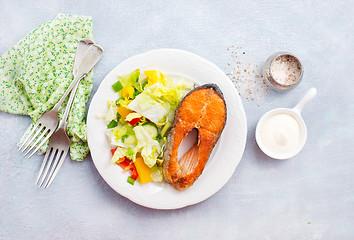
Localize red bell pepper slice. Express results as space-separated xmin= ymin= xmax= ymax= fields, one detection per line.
xmin=131 ymin=163 xmax=138 ymax=180
xmin=123 ymin=163 xmax=134 ymax=171
xmin=122 ymin=162 xmax=139 ymax=180
xmin=126 ymin=117 xmax=142 ymax=126
xmin=116 ymin=157 xmax=131 ymax=169
xmin=115 ymin=155 xmax=139 ymax=183
xmin=111 ymin=148 xmax=117 ymax=155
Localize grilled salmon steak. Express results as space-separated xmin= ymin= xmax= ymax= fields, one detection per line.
xmin=162 ymin=83 xmax=227 ymax=191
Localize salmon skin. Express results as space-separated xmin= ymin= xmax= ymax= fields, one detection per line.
xmin=162 ymin=83 xmax=227 ymax=191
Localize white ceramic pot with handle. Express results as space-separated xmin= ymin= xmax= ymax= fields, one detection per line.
xmin=256 ymin=88 xmax=317 ymax=159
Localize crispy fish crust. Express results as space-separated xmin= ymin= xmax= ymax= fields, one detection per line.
xmin=162 ymin=84 xmax=227 ymax=191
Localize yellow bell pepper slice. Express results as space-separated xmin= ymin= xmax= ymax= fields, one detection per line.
xmin=144 ymin=70 xmax=166 ymax=86
xmin=120 ymin=86 xmax=135 ymax=99
xmin=134 ymin=157 xmax=152 ymax=184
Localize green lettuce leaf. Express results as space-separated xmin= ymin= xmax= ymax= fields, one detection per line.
xmin=118 ymin=69 xmax=140 ymax=88
xmin=133 ymin=126 xmax=161 ymax=168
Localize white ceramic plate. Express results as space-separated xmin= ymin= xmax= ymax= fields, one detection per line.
xmin=87 ymin=49 xmax=247 ymax=209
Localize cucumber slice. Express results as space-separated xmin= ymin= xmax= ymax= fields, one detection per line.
xmin=160 ymin=121 xmax=172 ymax=137
xmin=150 ymin=165 xmax=163 ymax=182
xmin=142 ymin=122 xmax=158 ymax=139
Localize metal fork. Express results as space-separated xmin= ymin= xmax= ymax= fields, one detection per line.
xmin=35 ymin=44 xmax=103 ymax=188
xmin=18 ymin=39 xmax=94 ymax=158
xmin=35 ymin=82 xmax=76 ymax=188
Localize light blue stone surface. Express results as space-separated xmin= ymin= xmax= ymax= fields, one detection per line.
xmin=0 ymin=0 xmax=353 ymax=239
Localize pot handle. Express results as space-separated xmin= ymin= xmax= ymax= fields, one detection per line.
xmin=293 ymin=87 xmax=317 ymax=114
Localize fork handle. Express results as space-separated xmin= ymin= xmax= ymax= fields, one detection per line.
xmin=52 ymin=73 xmax=86 ymax=112
xmin=57 ymin=74 xmax=86 ymax=129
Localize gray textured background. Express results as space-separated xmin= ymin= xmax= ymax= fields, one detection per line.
xmin=1 ymin=0 xmax=353 ymax=239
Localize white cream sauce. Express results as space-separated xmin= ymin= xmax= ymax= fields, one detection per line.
xmin=261 ymin=113 xmax=300 ymax=154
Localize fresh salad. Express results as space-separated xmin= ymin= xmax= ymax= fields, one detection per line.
xmin=103 ymin=69 xmax=194 ymax=185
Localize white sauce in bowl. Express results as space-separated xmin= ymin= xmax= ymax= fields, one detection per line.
xmin=260 ymin=113 xmax=300 ymax=155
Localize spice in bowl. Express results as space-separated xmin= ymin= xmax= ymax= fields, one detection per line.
xmin=262 ymin=52 xmax=303 ymax=91
xmin=271 ymin=55 xmax=302 ymax=85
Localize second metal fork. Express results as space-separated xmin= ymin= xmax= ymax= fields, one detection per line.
xmin=35 ymin=79 xmax=77 ymax=187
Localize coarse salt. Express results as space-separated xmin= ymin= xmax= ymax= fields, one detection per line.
xmin=226 ymin=45 xmax=269 ymax=104
xmin=270 ymin=55 xmax=302 ymax=85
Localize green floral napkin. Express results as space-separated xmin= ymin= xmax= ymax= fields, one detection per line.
xmin=0 ymin=14 xmax=94 ymax=161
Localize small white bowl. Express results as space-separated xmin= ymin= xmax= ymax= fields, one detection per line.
xmin=256 ymin=88 xmax=317 ymax=160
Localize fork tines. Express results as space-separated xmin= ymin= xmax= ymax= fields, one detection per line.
xmin=35 ymin=146 xmax=68 ymax=188
xmin=18 ymin=123 xmax=53 ymax=158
